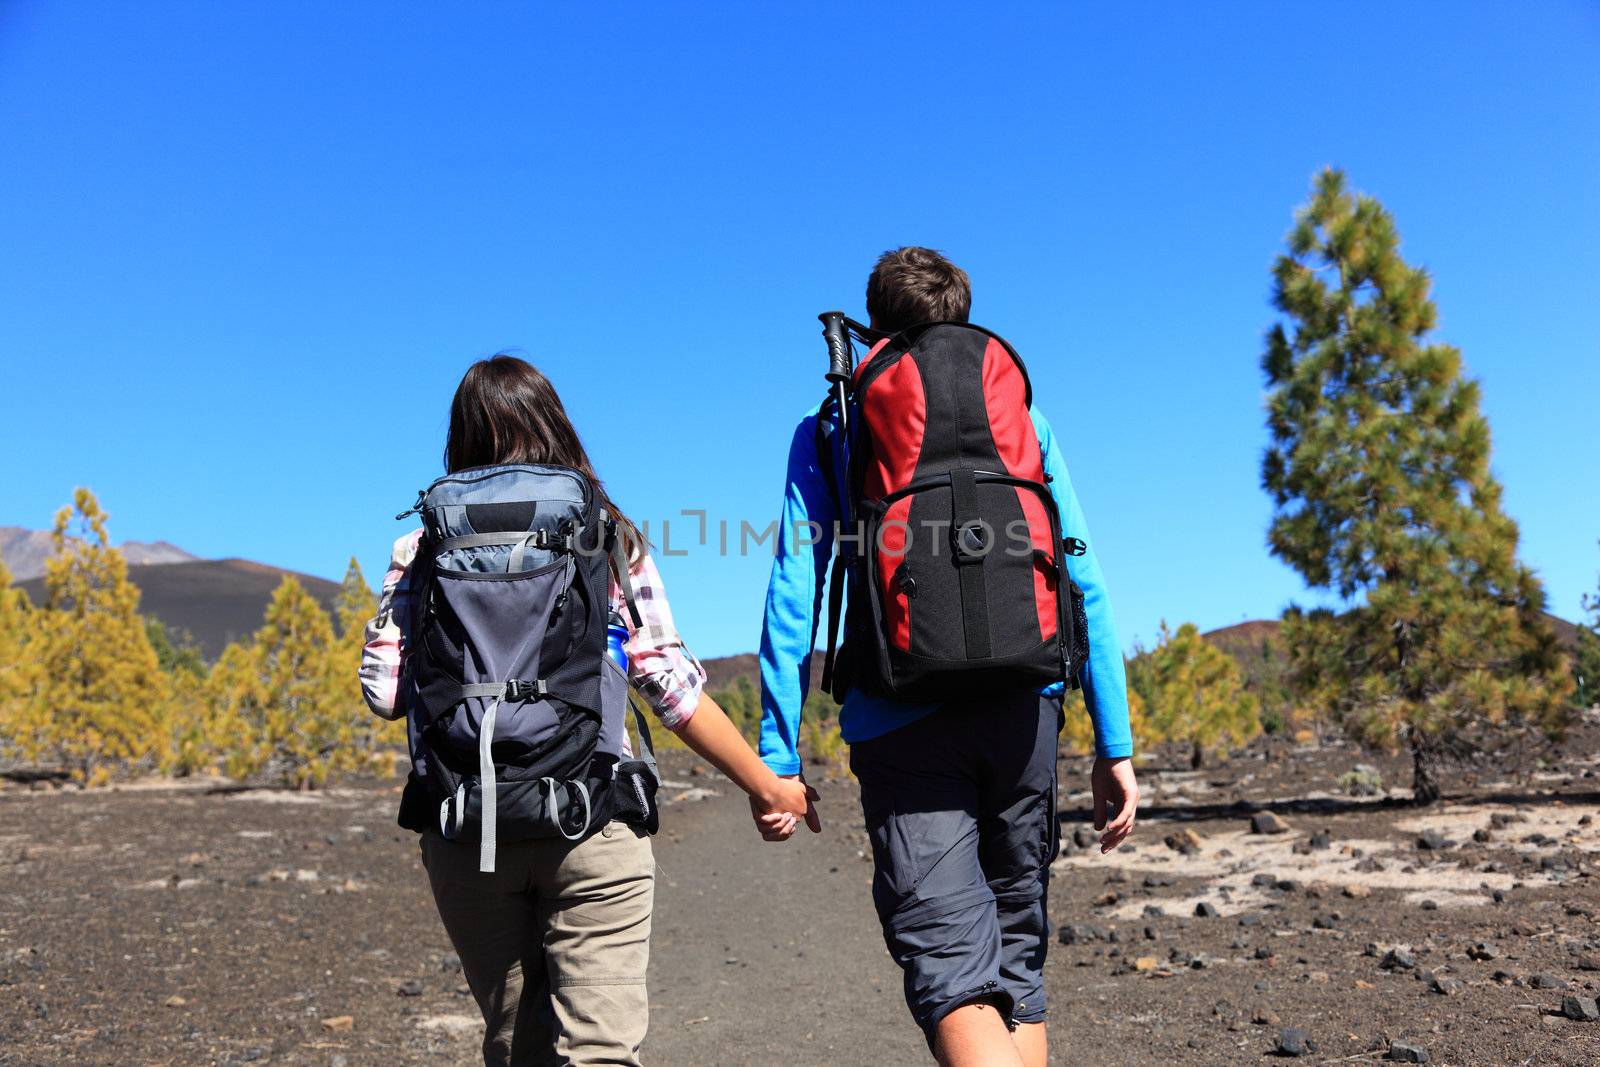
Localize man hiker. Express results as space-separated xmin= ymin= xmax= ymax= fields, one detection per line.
xmin=755 ymin=246 xmax=1139 ymax=1066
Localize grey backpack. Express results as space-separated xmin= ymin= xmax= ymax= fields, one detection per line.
xmin=393 ymin=463 xmax=658 ymax=872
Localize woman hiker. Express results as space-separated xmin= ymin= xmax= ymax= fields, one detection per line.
xmin=361 ymin=354 xmax=818 ymax=1066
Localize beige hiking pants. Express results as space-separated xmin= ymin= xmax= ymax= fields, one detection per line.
xmin=420 ymin=821 xmax=654 ymax=1067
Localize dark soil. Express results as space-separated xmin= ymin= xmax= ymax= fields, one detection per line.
xmin=4 ymin=723 xmax=1600 ymax=1066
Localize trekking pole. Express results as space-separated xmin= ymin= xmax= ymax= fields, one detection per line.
xmin=819 ymin=310 xmax=853 ymax=450
xmin=816 ymin=312 xmax=855 ymax=693
xmin=814 ymin=313 xmax=885 ymax=692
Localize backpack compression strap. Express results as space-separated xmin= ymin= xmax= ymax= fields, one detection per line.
xmin=949 ymin=468 xmax=993 ymax=659
xmin=435 ymin=520 xmax=643 ymax=629
xmin=454 ymin=681 xmax=545 ymax=872
xmin=434 ymin=530 xmax=576 ymax=573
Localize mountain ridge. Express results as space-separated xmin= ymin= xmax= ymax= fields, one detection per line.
xmin=16 ymin=558 xmax=342 ymax=660
xmin=0 ymin=525 xmax=196 ymax=582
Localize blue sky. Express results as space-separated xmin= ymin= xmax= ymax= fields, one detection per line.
xmin=2 ymin=2 xmax=1597 ymax=658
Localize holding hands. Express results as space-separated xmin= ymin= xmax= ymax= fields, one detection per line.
xmin=751 ymin=773 xmax=821 ymax=842
xmin=669 ymin=693 xmax=821 ymax=843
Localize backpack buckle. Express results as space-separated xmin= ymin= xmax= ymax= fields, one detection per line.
xmin=528 ymin=527 xmax=575 ymax=552
xmin=893 ymin=563 xmax=917 ymax=598
xmin=1062 ymin=537 xmax=1087 ymax=557
xmin=503 ymin=679 xmax=547 ymax=701
xmin=951 ymin=519 xmax=993 ymax=563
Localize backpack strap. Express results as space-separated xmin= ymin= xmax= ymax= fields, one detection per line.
xmin=602 ymin=514 xmax=645 ymax=630
xmin=433 ymin=530 xmax=578 ymax=574
xmin=447 ymin=679 xmax=548 ymax=703
xmin=815 ymin=391 xmax=842 ymax=503
xmin=949 ymin=468 xmax=993 ymax=659
xmin=478 ymin=695 xmax=503 ymax=871
xmin=820 ymin=555 xmax=846 ymax=694
xmin=538 ymin=777 xmax=591 ymax=842
xmin=628 ymin=699 xmax=658 ymax=782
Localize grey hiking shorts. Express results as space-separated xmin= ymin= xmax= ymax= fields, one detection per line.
xmin=849 ymin=692 xmax=1063 ymax=1041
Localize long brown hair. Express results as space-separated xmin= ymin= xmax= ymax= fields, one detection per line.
xmin=445 ymin=355 xmax=646 ymax=563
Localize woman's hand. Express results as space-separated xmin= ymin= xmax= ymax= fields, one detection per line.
xmin=750 ymin=773 xmax=821 ymax=842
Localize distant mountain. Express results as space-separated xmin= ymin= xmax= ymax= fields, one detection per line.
xmin=700 ymin=652 xmax=762 ymax=693
xmin=699 ymin=651 xmax=825 ymax=696
xmin=0 ymin=526 xmax=197 ymax=582
xmin=700 ymin=613 xmax=1585 ymax=700
xmin=17 ymin=558 xmax=342 ymax=660
xmin=124 ymin=541 xmax=198 ymax=567
xmin=1201 ymin=619 xmax=1292 ymax=688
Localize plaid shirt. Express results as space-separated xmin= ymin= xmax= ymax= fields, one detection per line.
xmin=360 ymin=529 xmax=706 ymax=743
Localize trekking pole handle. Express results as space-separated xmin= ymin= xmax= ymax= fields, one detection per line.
xmin=819 ymin=311 xmax=852 ymax=383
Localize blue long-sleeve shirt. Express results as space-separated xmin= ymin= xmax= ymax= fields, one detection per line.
xmin=757 ymin=402 xmax=1132 ymax=775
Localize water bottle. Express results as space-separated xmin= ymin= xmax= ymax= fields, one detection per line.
xmin=606 ymin=609 xmax=629 ymax=673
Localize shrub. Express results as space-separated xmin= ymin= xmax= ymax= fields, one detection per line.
xmin=1129 ymin=622 xmax=1260 ymax=768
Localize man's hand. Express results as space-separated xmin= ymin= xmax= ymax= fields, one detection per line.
xmin=1091 ymin=756 xmax=1139 ymax=853
xmin=750 ymin=773 xmax=822 ymax=842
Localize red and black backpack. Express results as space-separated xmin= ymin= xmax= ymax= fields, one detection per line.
xmin=819 ymin=321 xmax=1090 ymax=702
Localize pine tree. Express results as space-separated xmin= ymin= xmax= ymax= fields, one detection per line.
xmin=0 ymin=551 xmax=36 ymax=756
xmin=1262 ymin=169 xmax=1573 ymax=803
xmin=163 ymin=659 xmax=218 ymax=776
xmin=1130 ymin=622 xmax=1260 ymax=768
xmin=1577 ymin=542 xmax=1600 ymax=709
xmin=25 ymin=490 xmax=170 ymax=782
xmin=335 ymin=557 xmax=377 ymax=643
xmin=145 ymin=617 xmax=206 ymax=677
xmin=1061 ymin=679 xmax=1150 ymax=758
xmin=333 ymin=557 xmax=402 ymax=766
xmin=215 ymin=576 xmax=357 ymax=788
xmin=142 ymin=617 xmax=216 ymax=776
xmin=205 ymin=639 xmax=267 ymax=779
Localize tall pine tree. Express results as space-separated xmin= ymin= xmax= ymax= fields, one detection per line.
xmin=1263 ymin=169 xmax=1572 ymax=803
xmin=26 ymin=490 xmax=171 ymax=782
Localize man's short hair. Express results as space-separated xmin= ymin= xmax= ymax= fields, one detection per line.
xmin=865 ymin=247 xmax=971 ymax=333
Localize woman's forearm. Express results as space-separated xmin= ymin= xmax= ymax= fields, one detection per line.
xmin=670 ymin=693 xmax=781 ymax=805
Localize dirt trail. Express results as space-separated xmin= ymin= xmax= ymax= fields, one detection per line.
xmin=5 ymin=736 xmax=1600 ymax=1065
xmin=0 ymin=763 xmax=922 ymax=1066
xmin=635 ymin=774 xmax=924 ymax=1065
